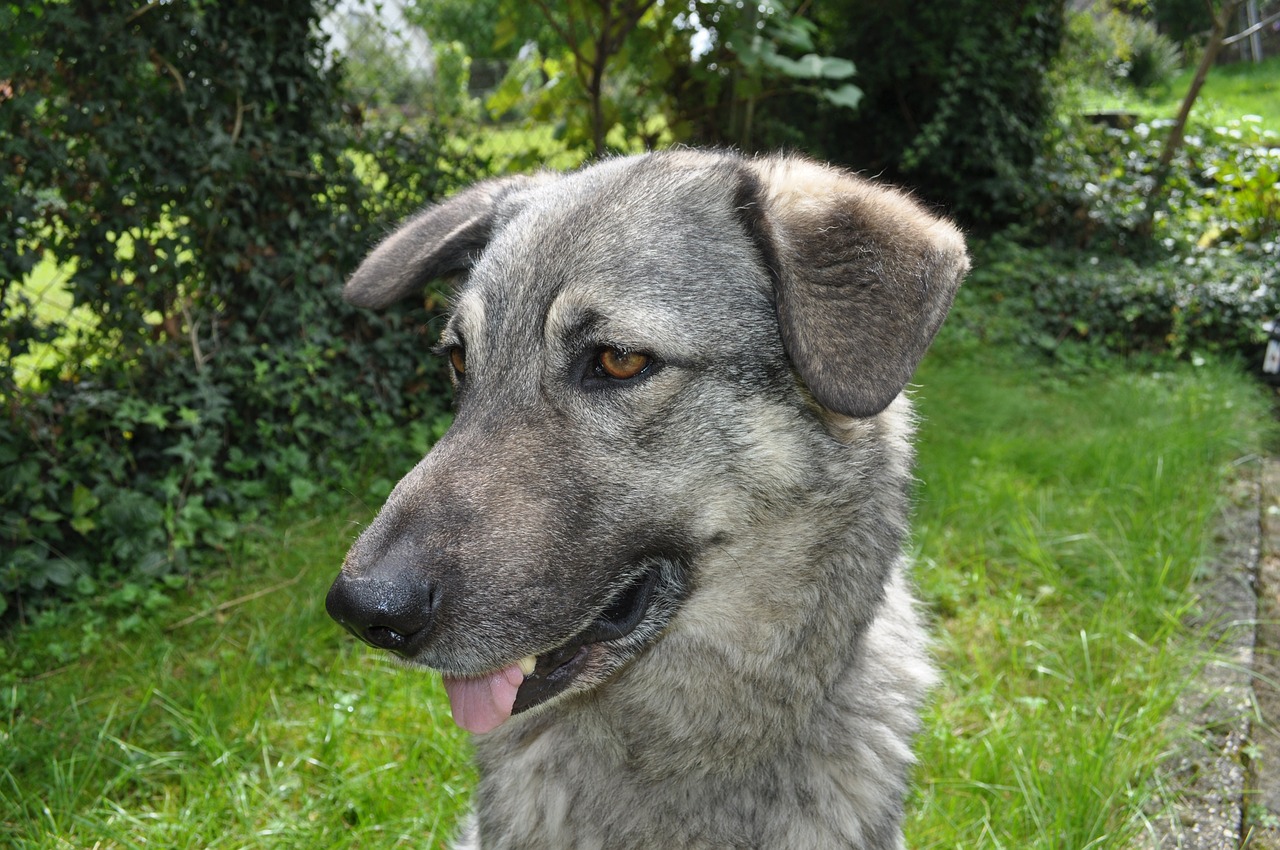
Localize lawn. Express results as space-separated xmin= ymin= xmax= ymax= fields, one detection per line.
xmin=1081 ymin=53 xmax=1280 ymax=131
xmin=1 ymin=319 xmax=1269 ymax=848
xmin=1146 ymin=53 xmax=1280 ymax=129
xmin=907 ymin=337 xmax=1268 ymax=845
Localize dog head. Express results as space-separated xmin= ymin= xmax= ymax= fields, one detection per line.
xmin=325 ymin=151 xmax=967 ymax=733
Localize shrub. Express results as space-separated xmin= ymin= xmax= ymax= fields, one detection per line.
xmin=1034 ymin=116 xmax=1280 ymax=252
xmin=799 ymin=0 xmax=1065 ymax=228
xmin=988 ymin=110 xmax=1280 ymax=366
xmin=1 ymin=1 xmax=479 ymax=618
xmin=1053 ymin=8 xmax=1181 ymax=98
xmin=960 ymin=237 xmax=1280 ymax=365
xmin=1121 ymin=16 xmax=1181 ymax=92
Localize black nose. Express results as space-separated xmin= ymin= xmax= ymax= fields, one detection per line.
xmin=325 ymin=569 xmax=436 ymax=655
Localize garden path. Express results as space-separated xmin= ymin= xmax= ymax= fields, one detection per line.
xmin=1142 ymin=456 xmax=1280 ymax=848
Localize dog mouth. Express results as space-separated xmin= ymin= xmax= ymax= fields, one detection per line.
xmin=442 ymin=565 xmax=663 ymax=734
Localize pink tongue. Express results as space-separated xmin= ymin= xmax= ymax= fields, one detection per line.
xmin=442 ymin=663 xmax=525 ymax=734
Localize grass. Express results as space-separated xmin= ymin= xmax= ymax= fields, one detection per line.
xmin=0 ymin=513 xmax=476 ymax=849
xmin=1145 ymin=54 xmax=1280 ymax=129
xmin=1 ymin=325 xmax=1270 ymax=848
xmin=906 ymin=335 xmax=1269 ymax=846
xmin=1079 ymin=53 xmax=1280 ymax=131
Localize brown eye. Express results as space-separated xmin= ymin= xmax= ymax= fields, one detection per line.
xmin=449 ymin=347 xmax=466 ymax=375
xmin=598 ymin=347 xmax=650 ymax=380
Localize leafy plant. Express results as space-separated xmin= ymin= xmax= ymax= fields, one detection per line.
xmin=957 ymin=236 xmax=1280 ymax=366
xmin=792 ymin=0 xmax=1065 ymax=228
xmin=1121 ymin=14 xmax=1182 ymax=91
xmin=687 ymin=0 xmax=864 ymax=149
xmin=1034 ymin=116 xmax=1280 ymax=251
xmin=1 ymin=1 xmax=477 ymax=618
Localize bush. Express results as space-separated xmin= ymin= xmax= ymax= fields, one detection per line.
xmin=1 ymin=1 xmax=479 ymax=618
xmin=959 ymin=237 xmax=1280 ymax=366
xmin=1054 ymin=8 xmax=1181 ymax=99
xmin=989 ymin=113 xmax=1280 ymax=366
xmin=1121 ymin=16 xmax=1181 ymax=92
xmin=1034 ymin=116 xmax=1280 ymax=253
xmin=797 ymin=0 xmax=1065 ymax=228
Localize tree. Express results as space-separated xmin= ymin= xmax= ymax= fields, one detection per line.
xmin=1138 ymin=0 xmax=1243 ymax=236
xmin=797 ymin=0 xmax=1065 ymax=225
xmin=475 ymin=0 xmax=864 ymax=157
xmin=670 ymin=1 xmax=863 ymax=150
xmin=527 ymin=0 xmax=660 ymax=156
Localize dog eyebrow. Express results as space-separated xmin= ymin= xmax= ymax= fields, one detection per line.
xmin=441 ymin=289 xmax=487 ymax=349
xmin=552 ymin=306 xmax=607 ymax=346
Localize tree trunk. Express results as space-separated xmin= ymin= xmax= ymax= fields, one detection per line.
xmin=1138 ymin=0 xmax=1242 ymax=237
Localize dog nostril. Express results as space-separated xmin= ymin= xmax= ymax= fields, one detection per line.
xmin=365 ymin=625 xmax=409 ymax=651
xmin=325 ymin=571 xmax=436 ymax=655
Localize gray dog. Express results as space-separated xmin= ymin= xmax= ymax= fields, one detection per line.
xmin=325 ymin=149 xmax=968 ymax=849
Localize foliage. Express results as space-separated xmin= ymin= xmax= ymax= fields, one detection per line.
xmin=329 ymin=4 xmax=481 ymax=125
xmin=466 ymin=0 xmax=679 ymax=159
xmin=329 ymin=2 xmax=435 ymax=115
xmin=1152 ymin=0 xmax=1217 ymax=49
xmin=1058 ymin=7 xmax=1183 ymax=94
xmin=1121 ymin=12 xmax=1183 ymax=90
xmin=405 ymin=0 xmax=556 ymax=62
xmin=1 ymin=1 xmax=477 ymax=617
xmin=794 ymin=0 xmax=1065 ymax=227
xmin=1034 ymin=116 xmax=1280 ymax=251
xmin=665 ymin=0 xmax=865 ymax=150
xmin=428 ymin=0 xmax=865 ymax=159
xmin=406 ymin=0 xmax=1064 ymax=224
xmin=956 ymin=235 xmax=1280 ymax=367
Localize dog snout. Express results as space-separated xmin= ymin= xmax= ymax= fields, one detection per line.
xmin=325 ymin=567 xmax=436 ymax=655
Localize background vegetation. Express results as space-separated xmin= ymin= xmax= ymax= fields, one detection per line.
xmin=1 ymin=1 xmax=472 ymax=615
xmin=4 ymin=0 xmax=1280 ymax=846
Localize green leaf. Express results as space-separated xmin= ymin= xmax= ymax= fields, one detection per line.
xmin=289 ymin=476 xmax=319 ymax=503
xmin=141 ymin=404 xmax=170 ymax=430
xmin=493 ymin=14 xmax=517 ymax=51
xmin=30 ymin=506 xmax=64 ymax=523
xmin=763 ymin=52 xmax=856 ymax=80
xmin=42 ymin=560 xmax=75 ymax=587
xmin=768 ymin=18 xmax=817 ymax=53
xmin=72 ymin=484 xmax=100 ymax=518
xmin=823 ymin=83 xmax=864 ymax=111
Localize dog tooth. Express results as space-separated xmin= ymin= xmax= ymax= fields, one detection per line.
xmin=518 ymin=655 xmax=536 ymax=676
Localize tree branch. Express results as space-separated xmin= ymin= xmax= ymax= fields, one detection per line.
xmin=1222 ymin=9 xmax=1280 ymax=45
xmin=1139 ymin=0 xmax=1244 ymax=236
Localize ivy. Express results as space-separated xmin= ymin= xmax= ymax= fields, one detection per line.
xmin=1 ymin=1 xmax=479 ymax=617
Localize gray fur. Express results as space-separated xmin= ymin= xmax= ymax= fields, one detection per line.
xmin=326 ymin=150 xmax=968 ymax=849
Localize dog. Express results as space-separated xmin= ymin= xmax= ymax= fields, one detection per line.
xmin=325 ymin=149 xmax=968 ymax=849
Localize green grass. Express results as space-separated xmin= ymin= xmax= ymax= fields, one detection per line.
xmin=1146 ymin=54 xmax=1280 ymax=129
xmin=1079 ymin=54 xmax=1280 ymax=131
xmin=0 ymin=514 xmax=475 ymax=849
xmin=906 ymin=338 xmax=1268 ymax=846
xmin=1 ymin=336 xmax=1270 ymax=848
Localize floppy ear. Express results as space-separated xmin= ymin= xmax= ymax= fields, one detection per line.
xmin=744 ymin=156 xmax=969 ymax=418
xmin=344 ymin=174 xmax=552 ymax=309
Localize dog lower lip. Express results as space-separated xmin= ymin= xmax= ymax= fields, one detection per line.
xmin=511 ymin=566 xmax=660 ymax=715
